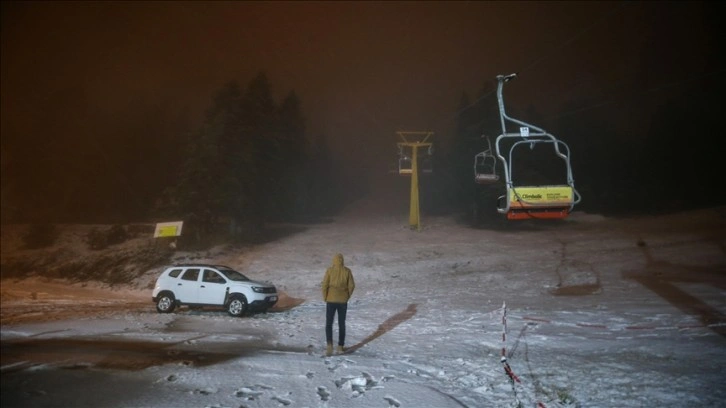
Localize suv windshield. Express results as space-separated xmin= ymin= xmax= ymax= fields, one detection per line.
xmin=218 ymin=267 xmax=250 ymax=282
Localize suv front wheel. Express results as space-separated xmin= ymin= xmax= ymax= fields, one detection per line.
xmin=227 ymin=295 xmax=248 ymax=317
xmin=155 ymin=292 xmax=176 ymax=313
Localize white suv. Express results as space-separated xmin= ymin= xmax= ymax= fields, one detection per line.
xmin=152 ymin=264 xmax=278 ymax=316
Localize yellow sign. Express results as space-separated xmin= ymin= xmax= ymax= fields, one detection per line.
xmin=154 ymin=221 xmax=184 ymax=238
xmin=510 ymin=186 xmax=573 ymax=208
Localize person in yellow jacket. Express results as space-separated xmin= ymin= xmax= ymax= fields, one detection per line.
xmin=321 ymin=253 xmax=355 ymax=356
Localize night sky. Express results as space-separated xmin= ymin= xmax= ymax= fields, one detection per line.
xmin=1 ymin=1 xmax=723 ymax=219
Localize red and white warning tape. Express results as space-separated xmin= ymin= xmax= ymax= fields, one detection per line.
xmin=500 ymin=301 xmax=545 ymax=408
xmin=489 ymin=303 xmax=718 ymax=408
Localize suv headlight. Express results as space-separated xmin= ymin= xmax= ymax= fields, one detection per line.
xmin=252 ymin=286 xmax=265 ymax=293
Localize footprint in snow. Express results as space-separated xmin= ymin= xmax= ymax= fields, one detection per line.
xmin=384 ymin=395 xmax=401 ymax=407
xmin=334 ymin=376 xmax=352 ymax=389
xmin=192 ymin=387 xmax=217 ymax=395
xmin=271 ymin=395 xmax=292 ymax=406
xmin=235 ymin=387 xmax=264 ymax=399
xmin=317 ymin=386 xmax=331 ymax=401
xmin=234 ymin=387 xmax=264 ymax=400
xmin=335 ymin=374 xmax=381 ymax=395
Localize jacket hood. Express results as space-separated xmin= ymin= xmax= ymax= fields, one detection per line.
xmin=332 ymin=253 xmax=345 ymax=267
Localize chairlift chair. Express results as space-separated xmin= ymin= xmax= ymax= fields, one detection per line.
xmin=396 ymin=132 xmax=434 ymax=176
xmin=493 ymin=73 xmax=581 ymax=220
xmin=474 ymin=136 xmax=499 ymax=184
xmin=398 ymin=145 xmax=413 ymax=175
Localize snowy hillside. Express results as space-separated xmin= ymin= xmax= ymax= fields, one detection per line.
xmin=1 ymin=202 xmax=725 ymax=408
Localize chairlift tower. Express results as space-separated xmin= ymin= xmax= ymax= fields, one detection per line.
xmin=395 ymin=131 xmax=433 ymax=230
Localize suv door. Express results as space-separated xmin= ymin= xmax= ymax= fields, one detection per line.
xmin=198 ymin=268 xmax=228 ymax=305
xmin=175 ymin=268 xmax=201 ymax=303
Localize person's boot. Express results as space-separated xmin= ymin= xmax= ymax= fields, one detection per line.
xmin=325 ymin=343 xmax=333 ymax=357
xmin=337 ymin=345 xmax=345 ymax=354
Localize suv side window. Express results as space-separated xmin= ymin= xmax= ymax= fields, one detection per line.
xmin=203 ymin=269 xmax=225 ymax=284
xmin=168 ymin=268 xmax=183 ymax=278
xmin=181 ymin=268 xmax=200 ymax=282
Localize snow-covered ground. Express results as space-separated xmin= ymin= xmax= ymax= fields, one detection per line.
xmin=2 ymin=197 xmax=725 ymax=408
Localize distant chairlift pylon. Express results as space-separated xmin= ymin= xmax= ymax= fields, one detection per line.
xmin=395 ymin=131 xmax=433 ymax=230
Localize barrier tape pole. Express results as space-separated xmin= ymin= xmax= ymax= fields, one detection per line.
xmin=501 ymin=301 xmax=521 ymax=384
xmin=500 ymin=301 xmax=546 ymax=408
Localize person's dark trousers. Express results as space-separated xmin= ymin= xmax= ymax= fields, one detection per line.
xmin=325 ymin=302 xmax=348 ymax=346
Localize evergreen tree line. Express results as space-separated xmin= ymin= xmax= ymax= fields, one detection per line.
xmin=156 ymin=73 xmax=341 ymax=242
xmin=2 ymin=68 xmax=722 ymax=230
xmin=1 ymin=73 xmax=343 ymax=235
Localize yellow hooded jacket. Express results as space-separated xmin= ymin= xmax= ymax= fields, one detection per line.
xmin=322 ymin=253 xmax=355 ymax=303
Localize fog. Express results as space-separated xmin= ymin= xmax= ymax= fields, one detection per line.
xmin=1 ymin=2 xmax=724 ymax=224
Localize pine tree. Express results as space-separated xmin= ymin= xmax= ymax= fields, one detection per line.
xmin=276 ymin=91 xmax=308 ymax=220
xmin=237 ymin=72 xmax=278 ymax=235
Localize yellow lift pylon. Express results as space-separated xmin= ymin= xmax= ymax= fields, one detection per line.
xmin=396 ymin=131 xmax=433 ymax=231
